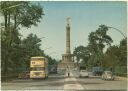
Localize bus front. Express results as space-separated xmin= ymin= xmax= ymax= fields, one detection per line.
xmin=30 ymin=57 xmax=46 ymax=79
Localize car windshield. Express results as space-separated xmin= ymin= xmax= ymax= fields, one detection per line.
xmin=105 ymin=71 xmax=112 ymax=74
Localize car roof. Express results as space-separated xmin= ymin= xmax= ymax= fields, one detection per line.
xmin=81 ymin=70 xmax=87 ymax=71
xmin=104 ymin=71 xmax=111 ymax=72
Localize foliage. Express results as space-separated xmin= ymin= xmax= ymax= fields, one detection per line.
xmin=73 ymin=45 xmax=90 ymax=65
xmin=0 ymin=1 xmax=44 ymax=29
xmin=102 ymin=38 xmax=127 ymax=76
xmin=21 ymin=33 xmax=44 ymax=68
xmin=1 ymin=28 xmax=21 ymax=75
xmin=44 ymin=55 xmax=57 ymax=65
xmin=1 ymin=1 xmax=56 ymax=78
xmin=87 ymin=25 xmax=113 ymax=67
xmin=73 ymin=25 xmax=127 ymax=76
xmin=102 ymin=45 xmax=120 ymax=68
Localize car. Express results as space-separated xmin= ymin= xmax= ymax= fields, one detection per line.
xmin=92 ymin=67 xmax=103 ymax=76
xmin=18 ymin=71 xmax=30 ymax=79
xmin=101 ymin=71 xmax=114 ymax=80
xmin=79 ymin=70 xmax=89 ymax=78
xmin=50 ymin=68 xmax=57 ymax=74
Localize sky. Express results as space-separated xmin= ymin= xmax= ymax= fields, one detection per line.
xmin=18 ymin=1 xmax=127 ymax=60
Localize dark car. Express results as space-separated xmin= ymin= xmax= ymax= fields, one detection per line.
xmin=50 ymin=67 xmax=57 ymax=74
xmin=18 ymin=71 xmax=30 ymax=79
xmin=92 ymin=67 xmax=103 ymax=76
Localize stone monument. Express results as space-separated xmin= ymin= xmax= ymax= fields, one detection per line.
xmin=58 ymin=17 xmax=76 ymax=72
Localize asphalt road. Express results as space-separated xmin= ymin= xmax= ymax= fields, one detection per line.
xmin=1 ymin=73 xmax=127 ymax=91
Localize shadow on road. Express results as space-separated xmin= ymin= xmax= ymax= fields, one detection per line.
xmin=78 ymin=81 xmax=103 ymax=85
xmin=64 ymin=80 xmax=77 ymax=84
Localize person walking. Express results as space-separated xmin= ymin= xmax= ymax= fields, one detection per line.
xmin=68 ymin=72 xmax=70 ymax=77
xmin=67 ymin=66 xmax=70 ymax=77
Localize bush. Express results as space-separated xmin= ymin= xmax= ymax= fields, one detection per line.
xmin=114 ymin=66 xmax=127 ymax=77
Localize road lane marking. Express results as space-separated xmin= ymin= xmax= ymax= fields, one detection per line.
xmin=64 ymin=72 xmax=84 ymax=90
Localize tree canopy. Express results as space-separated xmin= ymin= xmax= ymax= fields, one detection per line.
xmin=0 ymin=1 xmax=44 ymax=29
xmin=73 ymin=25 xmax=127 ymax=76
xmin=1 ymin=1 xmax=56 ymax=78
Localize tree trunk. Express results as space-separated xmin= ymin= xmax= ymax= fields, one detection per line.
xmin=3 ymin=11 xmax=8 ymax=77
xmin=14 ymin=14 xmax=17 ymax=30
xmin=8 ymin=13 xmax=10 ymax=28
xmin=4 ymin=12 xmax=8 ymax=30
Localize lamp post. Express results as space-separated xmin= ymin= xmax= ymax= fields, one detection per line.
xmin=107 ymin=26 xmax=126 ymax=39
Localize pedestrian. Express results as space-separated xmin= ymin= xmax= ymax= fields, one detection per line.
xmin=68 ymin=72 xmax=70 ymax=77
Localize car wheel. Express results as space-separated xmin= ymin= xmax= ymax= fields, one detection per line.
xmin=102 ymin=76 xmax=104 ymax=80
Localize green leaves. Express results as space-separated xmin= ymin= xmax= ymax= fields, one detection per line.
xmin=19 ymin=3 xmax=44 ymax=28
xmin=73 ymin=45 xmax=90 ymax=65
xmin=74 ymin=25 xmax=113 ymax=68
xmin=0 ymin=1 xmax=44 ymax=29
xmin=1 ymin=1 xmax=44 ymax=77
xmin=103 ymin=38 xmax=127 ymax=75
xmin=87 ymin=25 xmax=113 ymax=67
xmin=1 ymin=28 xmax=22 ymax=76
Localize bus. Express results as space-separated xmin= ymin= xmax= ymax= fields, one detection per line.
xmin=30 ymin=57 xmax=48 ymax=79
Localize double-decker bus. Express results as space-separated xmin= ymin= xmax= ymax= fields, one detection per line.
xmin=30 ymin=57 xmax=48 ymax=79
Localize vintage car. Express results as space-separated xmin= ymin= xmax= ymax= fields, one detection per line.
xmin=79 ymin=70 xmax=89 ymax=78
xmin=18 ymin=71 xmax=30 ymax=79
xmin=92 ymin=67 xmax=103 ymax=76
xmin=101 ymin=71 xmax=114 ymax=80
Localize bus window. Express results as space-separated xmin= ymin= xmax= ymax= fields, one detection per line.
xmin=31 ymin=67 xmax=44 ymax=71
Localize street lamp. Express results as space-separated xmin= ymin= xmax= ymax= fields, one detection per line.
xmin=107 ymin=26 xmax=126 ymax=39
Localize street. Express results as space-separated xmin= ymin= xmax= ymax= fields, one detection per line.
xmin=1 ymin=1 xmax=127 ymax=91
xmin=2 ymin=73 xmax=127 ymax=90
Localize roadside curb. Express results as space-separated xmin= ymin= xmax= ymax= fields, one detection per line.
xmin=115 ymin=76 xmax=127 ymax=80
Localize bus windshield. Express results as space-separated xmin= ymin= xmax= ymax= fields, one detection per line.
xmin=31 ymin=67 xmax=44 ymax=71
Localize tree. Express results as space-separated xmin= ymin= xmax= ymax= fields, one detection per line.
xmin=119 ymin=38 xmax=127 ymax=66
xmin=1 ymin=27 xmax=21 ymax=76
xmin=102 ymin=45 xmax=120 ymax=68
xmin=0 ymin=1 xmax=44 ymax=77
xmin=102 ymin=38 xmax=127 ymax=75
xmin=44 ymin=55 xmax=57 ymax=65
xmin=88 ymin=25 xmax=113 ymax=67
xmin=0 ymin=1 xmax=44 ymax=30
xmin=21 ymin=33 xmax=44 ymax=67
xmin=73 ymin=45 xmax=90 ymax=65
xmin=19 ymin=33 xmax=57 ymax=72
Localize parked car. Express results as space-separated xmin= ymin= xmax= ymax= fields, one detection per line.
xmin=50 ymin=67 xmax=57 ymax=74
xmin=79 ymin=70 xmax=89 ymax=78
xmin=92 ymin=67 xmax=103 ymax=76
xmin=18 ymin=71 xmax=30 ymax=79
xmin=101 ymin=71 xmax=114 ymax=80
